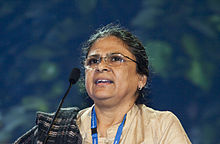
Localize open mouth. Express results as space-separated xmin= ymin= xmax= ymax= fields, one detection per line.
xmin=95 ymin=79 xmax=114 ymax=85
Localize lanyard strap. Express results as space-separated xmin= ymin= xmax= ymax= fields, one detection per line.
xmin=91 ymin=107 xmax=127 ymax=144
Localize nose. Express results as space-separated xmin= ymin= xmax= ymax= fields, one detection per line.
xmin=96 ymin=57 xmax=110 ymax=72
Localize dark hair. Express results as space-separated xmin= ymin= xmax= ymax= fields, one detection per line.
xmin=81 ymin=23 xmax=150 ymax=104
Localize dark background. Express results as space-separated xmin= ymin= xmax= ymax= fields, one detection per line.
xmin=0 ymin=0 xmax=219 ymax=143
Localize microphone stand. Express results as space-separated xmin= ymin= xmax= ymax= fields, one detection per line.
xmin=43 ymin=82 xmax=73 ymax=144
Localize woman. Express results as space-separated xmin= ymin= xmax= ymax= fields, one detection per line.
xmin=15 ymin=24 xmax=191 ymax=144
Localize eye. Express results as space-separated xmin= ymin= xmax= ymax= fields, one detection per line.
xmin=110 ymin=55 xmax=125 ymax=62
xmin=86 ymin=58 xmax=99 ymax=65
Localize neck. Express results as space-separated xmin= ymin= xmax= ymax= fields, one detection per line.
xmin=94 ymin=101 xmax=135 ymax=137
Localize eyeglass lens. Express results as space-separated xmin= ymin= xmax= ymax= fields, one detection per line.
xmin=85 ymin=54 xmax=126 ymax=68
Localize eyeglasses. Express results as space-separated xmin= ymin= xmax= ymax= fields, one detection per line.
xmin=84 ymin=53 xmax=138 ymax=69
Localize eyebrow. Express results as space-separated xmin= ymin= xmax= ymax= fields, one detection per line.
xmin=111 ymin=52 xmax=121 ymax=55
xmin=87 ymin=54 xmax=100 ymax=58
xmin=87 ymin=52 xmax=122 ymax=57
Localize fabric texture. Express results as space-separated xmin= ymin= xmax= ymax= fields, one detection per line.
xmin=14 ymin=107 xmax=82 ymax=144
xmin=76 ymin=104 xmax=191 ymax=144
xmin=14 ymin=104 xmax=191 ymax=144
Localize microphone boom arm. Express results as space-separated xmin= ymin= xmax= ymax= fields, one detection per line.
xmin=43 ymin=68 xmax=80 ymax=144
xmin=43 ymin=82 xmax=73 ymax=144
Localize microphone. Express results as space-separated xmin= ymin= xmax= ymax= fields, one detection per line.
xmin=69 ymin=68 xmax=80 ymax=84
xmin=43 ymin=68 xmax=80 ymax=144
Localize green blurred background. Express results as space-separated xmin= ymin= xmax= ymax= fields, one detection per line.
xmin=0 ymin=0 xmax=219 ymax=143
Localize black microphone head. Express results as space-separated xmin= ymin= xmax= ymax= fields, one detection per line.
xmin=69 ymin=68 xmax=80 ymax=84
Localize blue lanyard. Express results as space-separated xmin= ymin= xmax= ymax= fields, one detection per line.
xmin=91 ymin=107 xmax=127 ymax=144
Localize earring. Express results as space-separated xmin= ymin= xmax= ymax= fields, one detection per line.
xmin=138 ymin=86 xmax=142 ymax=90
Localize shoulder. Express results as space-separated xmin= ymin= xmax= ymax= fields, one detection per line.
xmin=138 ymin=104 xmax=178 ymax=122
xmin=36 ymin=106 xmax=80 ymax=131
xmin=36 ymin=107 xmax=82 ymax=143
xmin=138 ymin=104 xmax=191 ymax=143
xmin=138 ymin=104 xmax=182 ymax=130
xmin=36 ymin=107 xmax=80 ymax=132
xmin=36 ymin=107 xmax=80 ymax=120
xmin=14 ymin=107 xmax=81 ymax=144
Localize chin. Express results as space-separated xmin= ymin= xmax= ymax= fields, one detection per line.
xmin=91 ymin=93 xmax=113 ymax=100
xmin=89 ymin=91 xmax=114 ymax=102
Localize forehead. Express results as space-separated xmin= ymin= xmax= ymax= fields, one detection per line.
xmin=88 ymin=36 xmax=134 ymax=58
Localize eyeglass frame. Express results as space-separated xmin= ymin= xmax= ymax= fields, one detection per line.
xmin=84 ymin=52 xmax=138 ymax=69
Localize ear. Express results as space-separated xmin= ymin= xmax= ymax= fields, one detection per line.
xmin=138 ymin=74 xmax=147 ymax=89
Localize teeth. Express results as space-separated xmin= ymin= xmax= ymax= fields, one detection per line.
xmin=98 ymin=80 xmax=108 ymax=83
xmin=96 ymin=79 xmax=113 ymax=84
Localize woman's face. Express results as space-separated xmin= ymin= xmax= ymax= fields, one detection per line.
xmin=85 ymin=36 xmax=146 ymax=107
